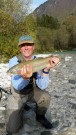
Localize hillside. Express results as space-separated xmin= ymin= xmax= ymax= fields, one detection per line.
xmin=33 ymin=0 xmax=76 ymax=18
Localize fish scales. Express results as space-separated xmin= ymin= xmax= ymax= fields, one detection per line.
xmin=7 ymin=55 xmax=57 ymax=75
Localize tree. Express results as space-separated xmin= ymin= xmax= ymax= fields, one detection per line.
xmin=0 ymin=0 xmax=32 ymax=23
xmin=0 ymin=0 xmax=32 ymax=35
xmin=0 ymin=10 xmax=13 ymax=35
xmin=37 ymin=15 xmax=60 ymax=29
xmin=63 ymin=15 xmax=76 ymax=49
xmin=36 ymin=27 xmax=55 ymax=52
xmin=54 ymin=25 xmax=69 ymax=50
xmin=23 ymin=15 xmax=37 ymax=33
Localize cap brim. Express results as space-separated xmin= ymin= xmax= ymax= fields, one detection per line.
xmin=18 ymin=40 xmax=34 ymax=46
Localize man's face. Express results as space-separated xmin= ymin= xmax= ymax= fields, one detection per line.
xmin=19 ymin=43 xmax=35 ymax=58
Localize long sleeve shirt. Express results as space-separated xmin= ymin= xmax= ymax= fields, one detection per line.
xmin=9 ymin=56 xmax=50 ymax=91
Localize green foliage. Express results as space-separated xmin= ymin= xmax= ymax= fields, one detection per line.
xmin=0 ymin=10 xmax=14 ymax=35
xmin=36 ymin=27 xmax=55 ymax=52
xmin=54 ymin=25 xmax=69 ymax=50
xmin=37 ymin=15 xmax=60 ymax=29
xmin=22 ymin=15 xmax=37 ymax=33
xmin=0 ymin=0 xmax=32 ymax=22
xmin=63 ymin=15 xmax=76 ymax=49
xmin=0 ymin=35 xmax=19 ymax=61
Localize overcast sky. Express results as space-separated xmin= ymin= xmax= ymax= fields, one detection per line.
xmin=31 ymin=0 xmax=47 ymax=11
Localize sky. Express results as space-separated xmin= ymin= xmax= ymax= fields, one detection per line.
xmin=31 ymin=0 xmax=47 ymax=11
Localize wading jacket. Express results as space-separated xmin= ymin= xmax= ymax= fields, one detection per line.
xmin=8 ymin=54 xmax=50 ymax=94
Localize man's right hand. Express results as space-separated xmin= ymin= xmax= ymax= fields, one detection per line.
xmin=18 ymin=64 xmax=33 ymax=79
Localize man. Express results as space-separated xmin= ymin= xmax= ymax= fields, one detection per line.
xmin=6 ymin=35 xmax=59 ymax=135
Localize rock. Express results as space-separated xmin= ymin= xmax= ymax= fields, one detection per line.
xmin=60 ymin=128 xmax=76 ymax=135
xmin=69 ymin=79 xmax=76 ymax=84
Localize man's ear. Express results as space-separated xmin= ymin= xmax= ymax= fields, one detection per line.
xmin=33 ymin=45 xmax=35 ymax=51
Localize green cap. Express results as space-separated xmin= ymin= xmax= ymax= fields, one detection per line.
xmin=18 ymin=35 xmax=34 ymax=46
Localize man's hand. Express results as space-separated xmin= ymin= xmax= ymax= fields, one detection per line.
xmin=44 ymin=56 xmax=60 ymax=72
xmin=18 ymin=64 xmax=33 ymax=79
xmin=48 ymin=56 xmax=60 ymax=69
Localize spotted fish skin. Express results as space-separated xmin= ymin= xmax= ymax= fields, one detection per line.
xmin=7 ymin=55 xmax=59 ymax=75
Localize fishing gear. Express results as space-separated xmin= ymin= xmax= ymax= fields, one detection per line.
xmin=0 ymin=86 xmax=11 ymax=100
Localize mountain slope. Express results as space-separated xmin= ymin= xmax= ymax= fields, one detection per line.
xmin=33 ymin=0 xmax=76 ymax=18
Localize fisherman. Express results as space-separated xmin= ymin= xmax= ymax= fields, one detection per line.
xmin=6 ymin=35 xmax=59 ymax=135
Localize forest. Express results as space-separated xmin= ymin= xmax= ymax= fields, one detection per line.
xmin=0 ymin=0 xmax=76 ymax=62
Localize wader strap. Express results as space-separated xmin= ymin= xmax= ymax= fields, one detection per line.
xmin=17 ymin=54 xmax=25 ymax=63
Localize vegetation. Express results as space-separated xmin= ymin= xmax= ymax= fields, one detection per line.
xmin=0 ymin=0 xmax=76 ymax=62
xmin=37 ymin=15 xmax=60 ymax=29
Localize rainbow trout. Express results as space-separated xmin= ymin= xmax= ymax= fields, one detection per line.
xmin=7 ymin=55 xmax=59 ymax=75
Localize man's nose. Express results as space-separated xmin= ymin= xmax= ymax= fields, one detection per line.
xmin=24 ymin=46 xmax=28 ymax=49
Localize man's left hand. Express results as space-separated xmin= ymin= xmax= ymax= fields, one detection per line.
xmin=44 ymin=56 xmax=60 ymax=72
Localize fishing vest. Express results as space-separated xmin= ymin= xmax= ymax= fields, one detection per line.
xmin=11 ymin=54 xmax=37 ymax=95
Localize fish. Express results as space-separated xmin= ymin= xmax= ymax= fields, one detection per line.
xmin=7 ymin=55 xmax=60 ymax=75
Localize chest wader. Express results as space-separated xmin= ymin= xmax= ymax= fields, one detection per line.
xmin=6 ymin=54 xmax=51 ymax=134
